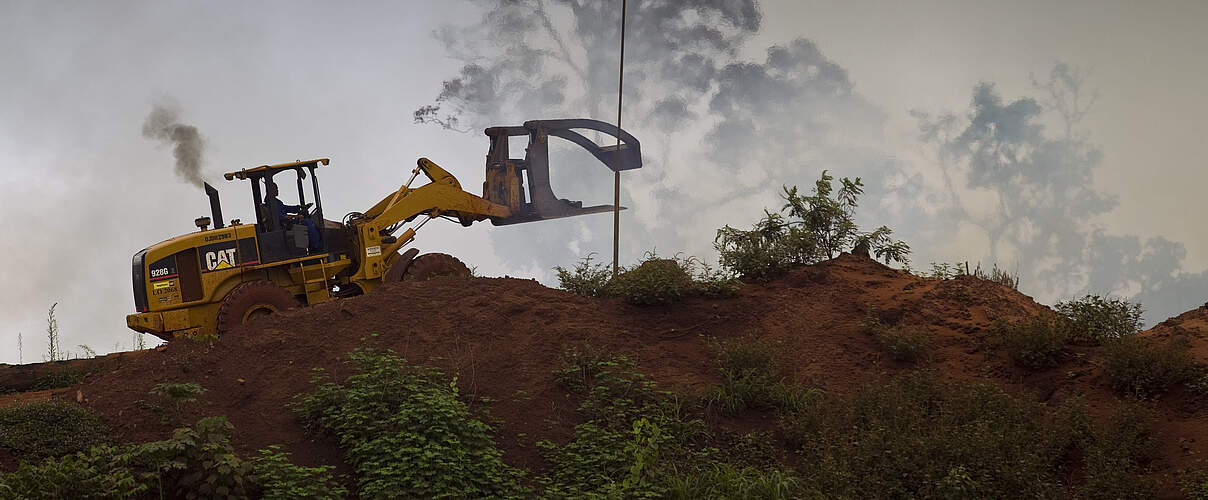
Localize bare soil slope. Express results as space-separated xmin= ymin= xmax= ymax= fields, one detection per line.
xmin=12 ymin=254 xmax=1208 ymax=493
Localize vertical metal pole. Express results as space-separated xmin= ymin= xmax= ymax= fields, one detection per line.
xmin=613 ymin=0 xmax=627 ymax=278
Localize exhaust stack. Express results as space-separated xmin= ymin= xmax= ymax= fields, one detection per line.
xmin=204 ymin=182 xmax=225 ymax=229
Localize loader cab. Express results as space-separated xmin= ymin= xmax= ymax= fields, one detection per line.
xmin=223 ymin=159 xmax=348 ymax=264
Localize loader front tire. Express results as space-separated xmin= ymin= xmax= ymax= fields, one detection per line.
xmin=216 ymin=281 xmax=299 ymax=334
xmin=402 ymin=253 xmax=471 ymax=281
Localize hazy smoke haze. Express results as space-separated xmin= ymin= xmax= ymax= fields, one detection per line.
xmin=418 ymin=0 xmax=1208 ymax=326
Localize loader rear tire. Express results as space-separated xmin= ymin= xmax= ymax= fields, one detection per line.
xmin=402 ymin=253 xmax=471 ymax=281
xmin=216 ymin=281 xmax=299 ymax=334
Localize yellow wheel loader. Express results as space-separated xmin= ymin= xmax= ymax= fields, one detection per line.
xmin=126 ymin=119 xmax=641 ymax=340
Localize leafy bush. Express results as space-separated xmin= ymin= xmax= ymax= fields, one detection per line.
xmin=294 ymin=345 xmax=526 ymax=499
xmin=0 ymin=416 xmax=258 ymax=500
xmin=778 ymin=374 xmax=1152 ymax=499
xmin=1054 ymin=294 xmax=1144 ymax=344
xmin=252 ymin=445 xmax=347 ymax=500
xmin=715 ymin=170 xmax=910 ymax=280
xmin=135 ymin=416 xmax=255 ymax=500
xmin=710 ymin=339 xmax=812 ymax=414
xmin=860 ymin=317 xmax=935 ymax=362
xmin=0 ymin=444 xmax=145 ymax=499
xmin=0 ymin=400 xmax=109 ymax=459
xmin=1101 ymin=335 xmax=1195 ymax=397
xmin=663 ymin=462 xmax=802 ymax=500
xmin=1080 ymin=401 xmax=1158 ymax=498
xmin=556 ymin=253 xmax=740 ymax=305
xmin=542 ymin=351 xmax=708 ymax=499
xmin=608 ymin=257 xmax=696 ymax=306
xmin=554 ymin=253 xmax=613 ymax=297
xmin=991 ymin=316 xmax=1070 ymax=369
xmin=31 ymin=369 xmax=89 ymax=391
xmin=148 ymin=382 xmax=207 ymax=424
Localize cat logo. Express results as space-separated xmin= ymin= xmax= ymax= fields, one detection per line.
xmin=205 ymin=248 xmax=238 ymax=271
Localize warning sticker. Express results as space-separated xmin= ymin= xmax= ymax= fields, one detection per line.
xmin=153 ymin=280 xmax=174 ymax=290
xmin=366 ymin=245 xmax=382 ymax=257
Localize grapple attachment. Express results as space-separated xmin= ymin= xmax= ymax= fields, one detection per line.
xmin=483 ymin=119 xmax=641 ymax=226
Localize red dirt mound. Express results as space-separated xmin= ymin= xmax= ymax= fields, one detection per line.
xmin=12 ymin=253 xmax=1208 ymax=495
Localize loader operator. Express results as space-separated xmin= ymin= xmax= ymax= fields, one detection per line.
xmin=265 ymin=181 xmax=321 ymax=252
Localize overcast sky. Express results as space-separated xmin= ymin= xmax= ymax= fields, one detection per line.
xmin=1 ymin=0 xmax=1204 ymax=364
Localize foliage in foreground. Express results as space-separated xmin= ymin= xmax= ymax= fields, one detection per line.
xmin=251 ymin=445 xmax=347 ymax=500
xmin=1054 ymin=294 xmax=1144 ymax=344
xmin=715 ymin=170 xmax=910 ymax=281
xmin=294 ymin=344 xmax=526 ymax=499
xmin=541 ymin=349 xmax=799 ymax=499
xmin=779 ymin=373 xmax=1156 ymax=499
xmin=555 ymin=252 xmax=740 ymax=305
xmin=0 ymin=400 xmax=109 ymax=460
xmin=0 ymin=415 xmax=344 ymax=500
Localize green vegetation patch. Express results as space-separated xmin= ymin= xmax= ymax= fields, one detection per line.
xmin=991 ymin=316 xmax=1070 ymax=369
xmin=0 ymin=400 xmax=109 ymax=459
xmin=555 ymin=253 xmax=740 ymax=305
xmin=251 ymin=445 xmax=347 ymax=500
xmin=860 ymin=316 xmax=935 ymax=362
xmin=1055 ymin=294 xmax=1144 ymax=344
xmin=294 ymin=345 xmax=526 ymax=500
xmin=0 ymin=416 xmax=263 ymax=500
xmin=779 ymin=374 xmax=1154 ymax=499
xmin=1101 ymin=335 xmax=1195 ymax=397
xmin=715 ymin=170 xmax=910 ymax=281
xmin=710 ymin=339 xmax=812 ymax=414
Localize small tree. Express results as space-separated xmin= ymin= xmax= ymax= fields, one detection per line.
xmin=715 ymin=171 xmax=910 ymax=280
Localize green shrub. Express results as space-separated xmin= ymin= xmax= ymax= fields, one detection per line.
xmin=294 ymin=346 xmax=526 ymax=499
xmin=0 ymin=444 xmax=145 ymax=499
xmin=135 ymin=416 xmax=255 ymax=500
xmin=542 ymin=352 xmax=709 ymax=499
xmin=554 ymin=253 xmax=613 ymax=297
xmin=0 ymin=400 xmax=109 ymax=459
xmin=710 ymin=339 xmax=812 ymax=414
xmin=252 ymin=445 xmax=347 ymax=500
xmin=860 ymin=317 xmax=935 ymax=362
xmin=1054 ymin=294 xmax=1144 ymax=344
xmin=663 ymin=462 xmax=802 ymax=500
xmin=609 ymin=256 xmax=696 ymax=306
xmin=0 ymin=416 xmax=258 ymax=500
xmin=31 ymin=369 xmax=89 ymax=391
xmin=779 ymin=374 xmax=1150 ymax=499
xmin=557 ymin=253 xmax=740 ymax=304
xmin=1101 ymin=335 xmax=1195 ymax=397
xmin=715 ymin=170 xmax=910 ymax=281
xmin=1080 ymin=401 xmax=1157 ymax=499
xmin=148 ymin=382 xmax=207 ymax=424
xmin=991 ymin=316 xmax=1069 ymax=369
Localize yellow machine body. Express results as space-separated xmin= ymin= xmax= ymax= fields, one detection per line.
xmin=127 ymin=119 xmax=642 ymax=340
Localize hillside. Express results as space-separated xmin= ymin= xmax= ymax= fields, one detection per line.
xmin=3 ymin=253 xmax=1206 ymax=498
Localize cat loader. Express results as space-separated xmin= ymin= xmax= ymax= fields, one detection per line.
xmin=126 ymin=119 xmax=641 ymax=340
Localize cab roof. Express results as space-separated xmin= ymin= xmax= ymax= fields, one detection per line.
xmin=223 ymin=158 xmax=329 ymax=181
